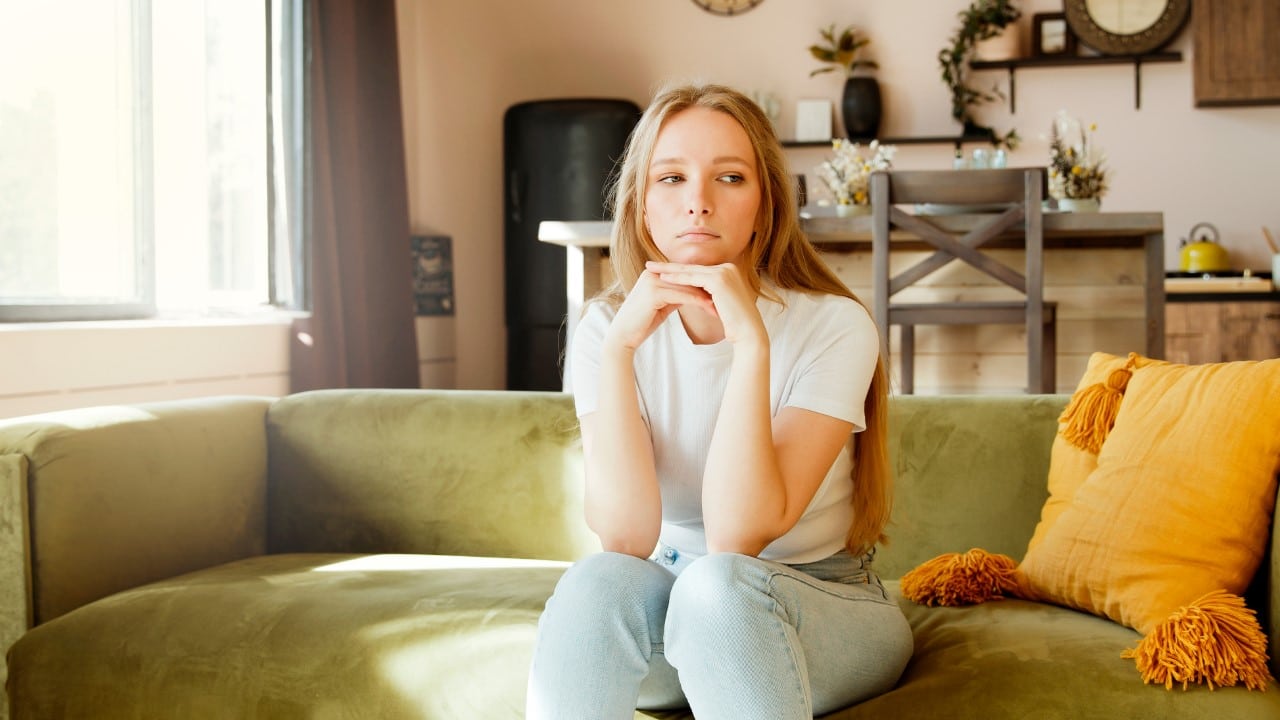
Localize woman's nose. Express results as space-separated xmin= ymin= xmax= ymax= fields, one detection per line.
xmin=686 ymin=182 xmax=711 ymax=215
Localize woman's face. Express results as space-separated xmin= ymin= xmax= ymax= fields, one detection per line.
xmin=644 ymin=106 xmax=761 ymax=267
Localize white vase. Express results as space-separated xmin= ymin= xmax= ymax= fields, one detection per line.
xmin=1057 ymin=197 xmax=1100 ymax=213
xmin=835 ymin=203 xmax=871 ymax=217
xmin=974 ymin=23 xmax=1023 ymax=61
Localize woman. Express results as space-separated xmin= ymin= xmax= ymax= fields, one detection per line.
xmin=526 ymin=83 xmax=912 ymax=720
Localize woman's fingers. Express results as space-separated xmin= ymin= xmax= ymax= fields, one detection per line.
xmin=644 ymin=261 xmax=763 ymax=344
xmin=645 ymin=261 xmax=744 ymax=297
xmin=645 ymin=261 xmax=748 ymax=307
xmin=608 ymin=271 xmax=717 ymax=350
xmin=644 ymin=261 xmax=722 ymax=287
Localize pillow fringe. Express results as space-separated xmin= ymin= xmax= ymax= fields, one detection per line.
xmin=1121 ymin=590 xmax=1274 ymax=691
xmin=900 ymin=549 xmax=1018 ymax=607
xmin=1058 ymin=352 xmax=1139 ymax=454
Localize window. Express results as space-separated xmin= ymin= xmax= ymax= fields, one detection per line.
xmin=0 ymin=0 xmax=304 ymax=321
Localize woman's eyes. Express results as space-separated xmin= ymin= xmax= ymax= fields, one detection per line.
xmin=655 ymin=173 xmax=745 ymax=184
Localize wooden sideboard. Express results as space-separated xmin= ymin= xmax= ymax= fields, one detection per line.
xmin=539 ymin=211 xmax=1165 ymax=394
xmin=1166 ymin=293 xmax=1280 ymax=364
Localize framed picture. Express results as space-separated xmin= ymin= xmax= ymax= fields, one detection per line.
xmin=1032 ymin=12 xmax=1076 ymax=57
xmin=795 ymin=99 xmax=833 ymax=142
xmin=411 ymin=234 xmax=454 ymax=316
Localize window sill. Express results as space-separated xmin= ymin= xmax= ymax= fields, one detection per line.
xmin=0 ymin=308 xmax=307 ymax=333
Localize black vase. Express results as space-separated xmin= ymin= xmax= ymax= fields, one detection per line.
xmin=842 ymin=76 xmax=881 ymax=141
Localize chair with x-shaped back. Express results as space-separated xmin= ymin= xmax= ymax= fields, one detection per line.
xmin=870 ymin=167 xmax=1056 ymax=394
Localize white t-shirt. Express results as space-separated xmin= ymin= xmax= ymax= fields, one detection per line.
xmin=567 ymin=285 xmax=880 ymax=564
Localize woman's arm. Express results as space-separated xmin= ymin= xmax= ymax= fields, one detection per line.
xmin=579 ymin=270 xmax=721 ymax=557
xmin=580 ymin=342 xmax=662 ymax=558
xmin=700 ymin=340 xmax=854 ymax=556
xmin=645 ymin=260 xmax=856 ymax=557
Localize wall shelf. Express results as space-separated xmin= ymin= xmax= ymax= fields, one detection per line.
xmin=783 ymin=134 xmax=998 ymax=150
xmin=970 ymin=52 xmax=1182 ymax=111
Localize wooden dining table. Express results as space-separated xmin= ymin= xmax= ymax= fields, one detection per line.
xmin=539 ymin=210 xmax=1166 ymax=367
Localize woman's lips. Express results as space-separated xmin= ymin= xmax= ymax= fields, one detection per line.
xmin=678 ymin=227 xmax=720 ymax=240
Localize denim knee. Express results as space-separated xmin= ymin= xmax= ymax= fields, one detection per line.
xmin=543 ymin=552 xmax=676 ymax=640
xmin=665 ymin=554 xmax=770 ymax=647
xmin=551 ymin=552 xmax=670 ymax=610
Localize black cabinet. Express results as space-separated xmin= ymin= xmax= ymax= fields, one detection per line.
xmin=503 ymin=99 xmax=640 ymax=390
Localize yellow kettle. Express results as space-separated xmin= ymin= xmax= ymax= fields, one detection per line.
xmin=1179 ymin=222 xmax=1230 ymax=273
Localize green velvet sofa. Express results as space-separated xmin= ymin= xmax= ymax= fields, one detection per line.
xmin=1 ymin=389 xmax=1277 ymax=719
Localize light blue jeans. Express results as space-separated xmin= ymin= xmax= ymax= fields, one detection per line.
xmin=526 ymin=545 xmax=913 ymax=719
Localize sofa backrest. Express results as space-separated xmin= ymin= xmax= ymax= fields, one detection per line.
xmin=262 ymin=390 xmax=1072 ymax=578
xmin=0 ymin=396 xmax=271 ymax=627
xmin=265 ymin=389 xmax=600 ymax=562
xmin=875 ymin=394 xmax=1068 ymax=579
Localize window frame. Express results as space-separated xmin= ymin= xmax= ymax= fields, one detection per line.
xmin=0 ymin=0 xmax=306 ymax=323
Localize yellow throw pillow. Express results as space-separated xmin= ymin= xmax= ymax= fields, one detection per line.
xmin=1017 ymin=357 xmax=1280 ymax=689
xmin=1024 ymin=352 xmax=1164 ymax=552
xmin=902 ymin=354 xmax=1280 ymax=691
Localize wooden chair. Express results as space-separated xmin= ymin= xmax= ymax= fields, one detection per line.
xmin=870 ymin=168 xmax=1057 ymax=394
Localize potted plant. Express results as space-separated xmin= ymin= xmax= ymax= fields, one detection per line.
xmin=938 ymin=0 xmax=1020 ymax=147
xmin=809 ymin=23 xmax=881 ymax=141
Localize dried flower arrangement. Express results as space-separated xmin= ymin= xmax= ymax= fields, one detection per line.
xmin=815 ymin=139 xmax=896 ymax=206
xmin=1048 ymin=110 xmax=1108 ymax=201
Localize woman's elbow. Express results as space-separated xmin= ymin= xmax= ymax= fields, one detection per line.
xmin=588 ymin=519 xmax=658 ymax=559
xmin=597 ymin=538 xmax=658 ymax=559
xmin=704 ymin=529 xmax=769 ymax=557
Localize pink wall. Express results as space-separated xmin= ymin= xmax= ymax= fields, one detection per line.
xmin=397 ymin=0 xmax=1280 ymax=390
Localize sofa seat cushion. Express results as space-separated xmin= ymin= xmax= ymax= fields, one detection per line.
xmin=13 ymin=560 xmax=1280 ymax=720
xmin=7 ymin=553 xmax=569 ymax=720
xmin=817 ymin=582 xmax=1280 ymax=720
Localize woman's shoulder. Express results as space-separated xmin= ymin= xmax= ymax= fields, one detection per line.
xmin=775 ymin=287 xmax=871 ymax=325
xmin=581 ymin=298 xmax=618 ymax=325
xmin=573 ymin=300 xmax=618 ymax=350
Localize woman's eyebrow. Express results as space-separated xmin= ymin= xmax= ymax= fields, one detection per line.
xmin=650 ymin=155 xmax=751 ymax=167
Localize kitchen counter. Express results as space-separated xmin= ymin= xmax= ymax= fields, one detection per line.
xmin=1165 ymin=272 xmax=1278 ymax=302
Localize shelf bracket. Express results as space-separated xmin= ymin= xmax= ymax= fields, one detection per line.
xmin=1134 ymin=59 xmax=1143 ymax=110
xmin=969 ymin=52 xmax=1183 ymax=114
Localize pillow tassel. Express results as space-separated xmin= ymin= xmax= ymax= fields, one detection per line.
xmin=900 ymin=549 xmax=1018 ymax=607
xmin=1058 ymin=352 xmax=1139 ymax=454
xmin=1121 ymin=590 xmax=1273 ymax=691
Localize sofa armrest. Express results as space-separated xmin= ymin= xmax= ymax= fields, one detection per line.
xmin=874 ymin=394 xmax=1069 ymax=579
xmin=0 ymin=396 xmax=272 ymax=626
xmin=1269 ymin=483 xmax=1279 ymax=679
xmin=266 ymin=389 xmax=599 ymax=562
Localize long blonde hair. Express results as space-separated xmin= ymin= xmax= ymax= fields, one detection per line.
xmin=600 ymin=82 xmax=892 ymax=556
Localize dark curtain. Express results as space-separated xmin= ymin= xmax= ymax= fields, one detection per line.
xmin=290 ymin=0 xmax=419 ymax=392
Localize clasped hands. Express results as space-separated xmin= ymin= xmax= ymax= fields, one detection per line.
xmin=606 ymin=261 xmax=766 ymax=351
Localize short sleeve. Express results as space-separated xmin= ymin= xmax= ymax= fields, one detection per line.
xmin=782 ymin=298 xmax=879 ymax=432
xmin=566 ymin=301 xmax=613 ymax=418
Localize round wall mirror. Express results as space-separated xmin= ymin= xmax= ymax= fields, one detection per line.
xmin=1065 ymin=0 xmax=1190 ymax=55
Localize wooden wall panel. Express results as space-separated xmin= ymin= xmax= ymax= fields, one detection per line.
xmin=822 ymin=247 xmax=1147 ymax=393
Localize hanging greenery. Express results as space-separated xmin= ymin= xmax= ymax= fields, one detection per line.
xmin=938 ymin=0 xmax=1020 ymax=148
